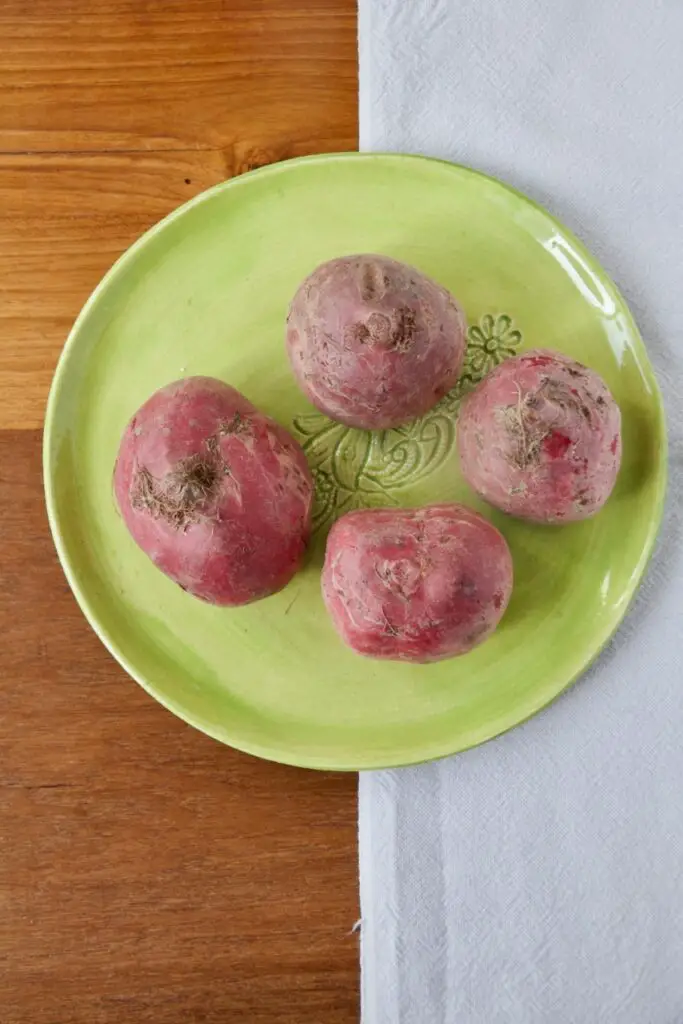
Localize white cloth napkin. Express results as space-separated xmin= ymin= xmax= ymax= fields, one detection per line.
xmin=358 ymin=2 xmax=683 ymax=1022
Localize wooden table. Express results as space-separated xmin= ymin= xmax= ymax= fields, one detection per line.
xmin=0 ymin=3 xmax=359 ymax=1021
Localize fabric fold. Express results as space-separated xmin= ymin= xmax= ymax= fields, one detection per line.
xmin=358 ymin=1 xmax=683 ymax=1020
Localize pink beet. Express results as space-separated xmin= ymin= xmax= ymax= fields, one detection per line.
xmin=286 ymin=254 xmax=467 ymax=429
xmin=113 ymin=377 xmax=313 ymax=605
xmin=457 ymin=349 xmax=622 ymax=523
xmin=322 ymin=504 xmax=513 ymax=663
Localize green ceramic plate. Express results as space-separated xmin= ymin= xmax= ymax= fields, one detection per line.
xmin=44 ymin=153 xmax=666 ymax=770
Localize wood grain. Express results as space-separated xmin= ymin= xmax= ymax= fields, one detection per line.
xmin=0 ymin=2 xmax=359 ymax=1021
xmin=0 ymin=0 xmax=357 ymax=430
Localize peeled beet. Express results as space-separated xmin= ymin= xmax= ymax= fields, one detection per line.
xmin=322 ymin=504 xmax=513 ymax=662
xmin=113 ymin=376 xmax=313 ymax=605
xmin=286 ymin=254 xmax=467 ymax=429
xmin=457 ymin=350 xmax=622 ymax=523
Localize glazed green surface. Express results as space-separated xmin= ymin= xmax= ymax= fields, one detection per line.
xmin=43 ymin=154 xmax=666 ymax=769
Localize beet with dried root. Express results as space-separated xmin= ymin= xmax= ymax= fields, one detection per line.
xmin=322 ymin=504 xmax=513 ymax=663
xmin=286 ymin=254 xmax=467 ymax=430
xmin=114 ymin=377 xmax=313 ymax=605
xmin=457 ymin=350 xmax=622 ymax=523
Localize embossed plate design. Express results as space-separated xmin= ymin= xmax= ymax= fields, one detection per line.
xmin=44 ymin=154 xmax=666 ymax=769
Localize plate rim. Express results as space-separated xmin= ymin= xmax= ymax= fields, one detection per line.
xmin=43 ymin=151 xmax=668 ymax=771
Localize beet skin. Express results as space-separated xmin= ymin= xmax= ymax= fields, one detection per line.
xmin=114 ymin=377 xmax=313 ymax=605
xmin=286 ymin=254 xmax=467 ymax=430
xmin=457 ymin=350 xmax=622 ymax=523
xmin=322 ymin=504 xmax=513 ymax=663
